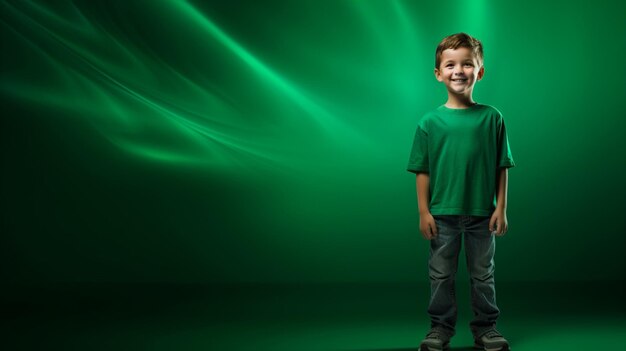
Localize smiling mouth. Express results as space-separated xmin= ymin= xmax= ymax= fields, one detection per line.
xmin=451 ymin=79 xmax=467 ymax=83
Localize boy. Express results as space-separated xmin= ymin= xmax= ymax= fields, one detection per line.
xmin=407 ymin=33 xmax=515 ymax=351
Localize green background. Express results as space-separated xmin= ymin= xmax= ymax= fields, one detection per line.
xmin=1 ymin=0 xmax=625 ymax=350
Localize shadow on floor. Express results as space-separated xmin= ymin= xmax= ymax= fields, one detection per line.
xmin=339 ymin=347 xmax=476 ymax=351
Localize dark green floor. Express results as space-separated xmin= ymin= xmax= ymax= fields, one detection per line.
xmin=2 ymin=282 xmax=624 ymax=350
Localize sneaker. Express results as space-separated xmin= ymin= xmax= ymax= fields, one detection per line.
xmin=419 ymin=327 xmax=452 ymax=351
xmin=473 ymin=328 xmax=510 ymax=351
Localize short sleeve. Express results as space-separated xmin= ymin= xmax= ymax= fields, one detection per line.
xmin=407 ymin=120 xmax=429 ymax=174
xmin=496 ymin=114 xmax=516 ymax=168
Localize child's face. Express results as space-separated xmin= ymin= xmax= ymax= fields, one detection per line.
xmin=434 ymin=47 xmax=484 ymax=96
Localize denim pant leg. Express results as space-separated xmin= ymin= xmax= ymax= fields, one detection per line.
xmin=463 ymin=215 xmax=500 ymax=337
xmin=427 ymin=215 xmax=461 ymax=335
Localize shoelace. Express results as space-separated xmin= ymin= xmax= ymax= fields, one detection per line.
xmin=427 ymin=330 xmax=448 ymax=339
xmin=483 ymin=329 xmax=503 ymax=339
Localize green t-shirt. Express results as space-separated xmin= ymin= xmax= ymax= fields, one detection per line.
xmin=407 ymin=103 xmax=515 ymax=216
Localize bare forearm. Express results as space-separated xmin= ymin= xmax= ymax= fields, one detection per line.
xmin=495 ymin=167 xmax=508 ymax=210
xmin=416 ymin=173 xmax=431 ymax=214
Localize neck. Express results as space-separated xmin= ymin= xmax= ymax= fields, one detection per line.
xmin=445 ymin=95 xmax=476 ymax=109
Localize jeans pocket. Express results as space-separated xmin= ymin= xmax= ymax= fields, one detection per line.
xmin=433 ymin=215 xmax=454 ymax=233
xmin=432 ymin=215 xmax=444 ymax=229
xmin=473 ymin=215 xmax=491 ymax=229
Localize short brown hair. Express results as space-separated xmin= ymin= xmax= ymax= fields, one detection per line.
xmin=435 ymin=32 xmax=484 ymax=69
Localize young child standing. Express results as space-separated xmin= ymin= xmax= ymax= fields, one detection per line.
xmin=407 ymin=33 xmax=515 ymax=351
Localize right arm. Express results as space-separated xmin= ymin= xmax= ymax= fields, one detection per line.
xmin=416 ymin=172 xmax=438 ymax=240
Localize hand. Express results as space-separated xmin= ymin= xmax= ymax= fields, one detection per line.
xmin=419 ymin=212 xmax=438 ymax=240
xmin=489 ymin=209 xmax=508 ymax=236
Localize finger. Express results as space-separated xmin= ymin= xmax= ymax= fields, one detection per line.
xmin=431 ymin=222 xmax=438 ymax=236
xmin=423 ymin=228 xmax=432 ymax=240
xmin=499 ymin=223 xmax=506 ymax=236
xmin=492 ymin=221 xmax=498 ymax=235
xmin=489 ymin=218 xmax=496 ymax=232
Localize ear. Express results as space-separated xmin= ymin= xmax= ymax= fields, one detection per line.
xmin=476 ymin=65 xmax=485 ymax=81
xmin=434 ymin=68 xmax=443 ymax=82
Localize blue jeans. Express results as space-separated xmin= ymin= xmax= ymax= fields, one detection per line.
xmin=427 ymin=215 xmax=500 ymax=338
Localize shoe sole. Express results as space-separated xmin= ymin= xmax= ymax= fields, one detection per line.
xmin=473 ymin=344 xmax=510 ymax=351
xmin=420 ymin=344 xmax=450 ymax=351
xmin=420 ymin=346 xmax=450 ymax=351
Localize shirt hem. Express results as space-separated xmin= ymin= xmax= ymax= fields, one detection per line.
xmin=407 ymin=165 xmax=429 ymax=174
xmin=498 ymin=161 xmax=516 ymax=168
xmin=430 ymin=208 xmax=493 ymax=216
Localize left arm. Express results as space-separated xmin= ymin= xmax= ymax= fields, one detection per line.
xmin=495 ymin=167 xmax=508 ymax=211
xmin=489 ymin=167 xmax=509 ymax=235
